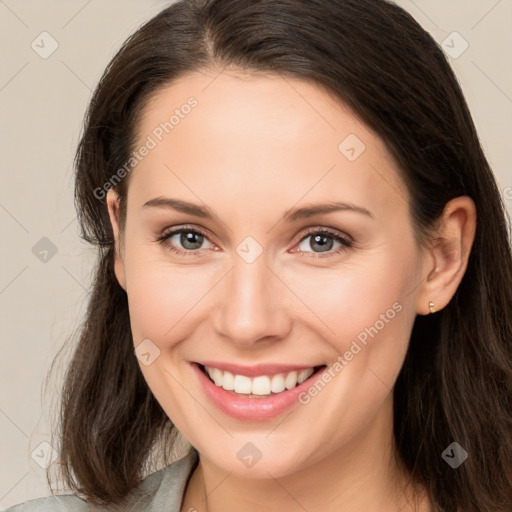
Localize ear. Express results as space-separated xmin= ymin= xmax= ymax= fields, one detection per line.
xmin=416 ymin=196 xmax=477 ymax=315
xmin=106 ymin=188 xmax=127 ymax=292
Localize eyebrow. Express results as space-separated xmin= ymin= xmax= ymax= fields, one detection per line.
xmin=142 ymin=197 xmax=374 ymax=221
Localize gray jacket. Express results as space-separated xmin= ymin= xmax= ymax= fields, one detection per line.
xmin=5 ymin=448 xmax=198 ymax=511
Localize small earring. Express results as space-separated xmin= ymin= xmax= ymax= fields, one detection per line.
xmin=429 ymin=301 xmax=436 ymax=314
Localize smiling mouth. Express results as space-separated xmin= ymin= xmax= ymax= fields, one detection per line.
xmin=198 ymin=363 xmax=326 ymax=398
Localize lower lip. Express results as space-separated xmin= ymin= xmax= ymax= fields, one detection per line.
xmin=191 ymin=363 xmax=324 ymax=421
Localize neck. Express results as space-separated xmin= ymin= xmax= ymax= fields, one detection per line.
xmin=181 ymin=397 xmax=431 ymax=512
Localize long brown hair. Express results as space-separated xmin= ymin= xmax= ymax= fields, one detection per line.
xmin=46 ymin=0 xmax=512 ymax=510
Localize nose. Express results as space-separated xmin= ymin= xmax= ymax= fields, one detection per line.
xmin=211 ymin=253 xmax=292 ymax=348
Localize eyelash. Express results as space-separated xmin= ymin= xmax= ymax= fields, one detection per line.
xmin=155 ymin=224 xmax=353 ymax=259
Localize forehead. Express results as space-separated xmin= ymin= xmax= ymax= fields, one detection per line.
xmin=128 ymin=68 xmax=409 ymax=224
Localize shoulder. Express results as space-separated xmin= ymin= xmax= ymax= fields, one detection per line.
xmin=3 ymin=494 xmax=89 ymax=511
xmin=5 ymin=448 xmax=199 ymax=512
xmin=126 ymin=446 xmax=199 ymax=510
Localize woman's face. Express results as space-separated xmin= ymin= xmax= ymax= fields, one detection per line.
xmin=107 ymin=68 xmax=430 ymax=478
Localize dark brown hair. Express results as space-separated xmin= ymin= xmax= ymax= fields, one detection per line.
xmin=46 ymin=0 xmax=512 ymax=510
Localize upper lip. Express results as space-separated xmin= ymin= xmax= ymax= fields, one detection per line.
xmin=194 ymin=361 xmax=323 ymax=377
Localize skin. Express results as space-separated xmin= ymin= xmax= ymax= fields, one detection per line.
xmin=106 ymin=67 xmax=476 ymax=512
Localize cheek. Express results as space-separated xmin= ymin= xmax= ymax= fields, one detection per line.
xmin=282 ymin=244 xmax=417 ymax=354
xmin=125 ymin=259 xmax=217 ymax=345
xmin=287 ymin=257 xmax=416 ymax=455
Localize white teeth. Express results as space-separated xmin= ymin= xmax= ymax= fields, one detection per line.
xmin=204 ymin=365 xmax=316 ymax=396
xmin=233 ymin=374 xmax=252 ymax=394
xmin=285 ymin=371 xmax=298 ymax=390
xmin=270 ymin=373 xmax=285 ymax=393
xmin=211 ymin=367 xmax=223 ymax=386
xmin=297 ymin=368 xmax=314 ymax=384
xmin=252 ymin=376 xmax=271 ymax=395
xmin=222 ymin=371 xmax=235 ymax=390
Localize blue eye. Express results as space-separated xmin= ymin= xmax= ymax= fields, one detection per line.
xmin=156 ymin=225 xmax=352 ymax=258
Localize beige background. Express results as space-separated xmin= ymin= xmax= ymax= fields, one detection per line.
xmin=1 ymin=0 xmax=511 ymax=508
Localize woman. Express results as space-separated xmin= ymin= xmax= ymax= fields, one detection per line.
xmin=7 ymin=0 xmax=512 ymax=510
